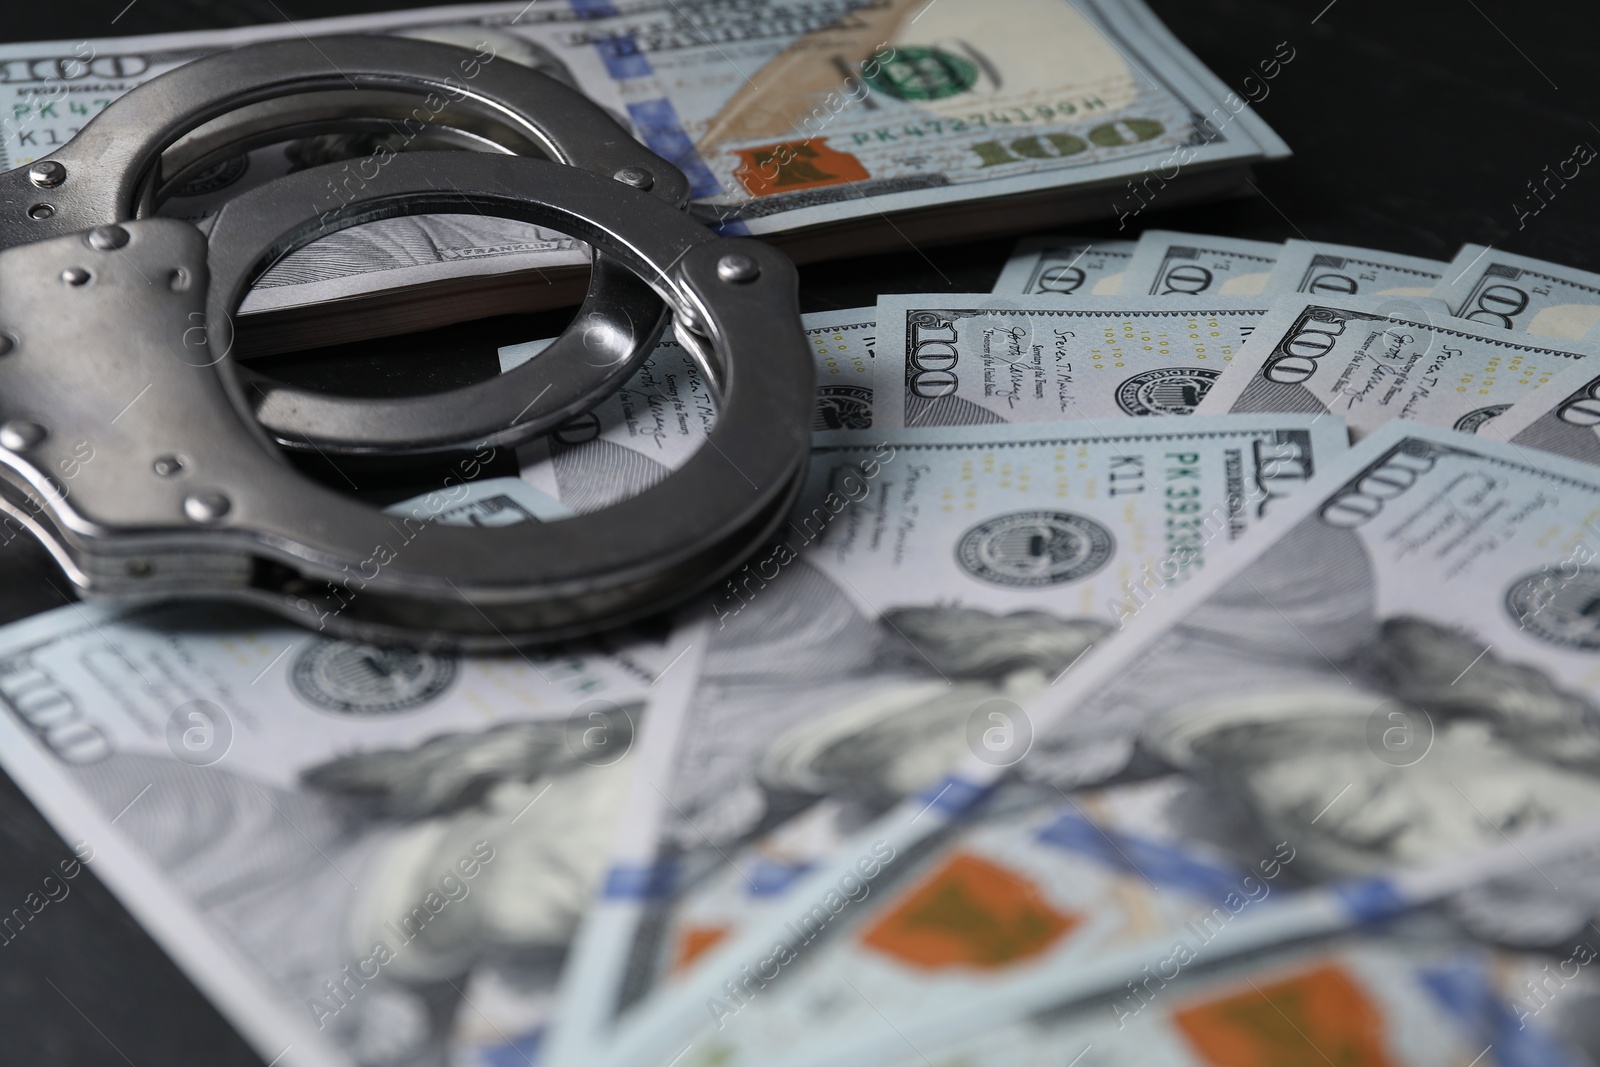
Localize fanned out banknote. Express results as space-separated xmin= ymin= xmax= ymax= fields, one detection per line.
xmin=615 ymin=727 xmax=1600 ymax=1067
xmin=1433 ymin=245 xmax=1600 ymax=339
xmin=544 ymin=413 xmax=1346 ymax=1067
xmin=1261 ymin=238 xmax=1446 ymax=297
xmin=1 ymin=0 xmax=1288 ymax=349
xmin=1483 ymin=358 xmax=1600 ymax=466
xmin=593 ymin=420 xmax=1600 ymax=1067
xmin=659 ymin=831 xmax=1597 ymax=1067
xmin=864 ymin=933 xmax=1593 ymax=1067
xmin=1120 ymin=230 xmax=1283 ymax=297
xmin=874 ymin=294 xmax=1272 ymax=428
xmin=0 ymin=412 xmax=1340 ymax=1067
xmin=0 ymin=602 xmax=679 ymax=1067
xmin=990 ymin=234 xmax=1135 ymax=295
xmin=1194 ymin=293 xmax=1600 ymax=438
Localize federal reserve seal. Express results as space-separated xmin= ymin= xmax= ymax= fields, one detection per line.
xmin=1453 ymin=404 xmax=1510 ymax=434
xmin=1506 ymin=567 xmax=1600 ymax=650
xmin=813 ymin=385 xmax=873 ymax=431
xmin=956 ymin=511 xmax=1114 ymax=587
xmin=291 ymin=641 xmax=458 ymax=714
xmin=1114 ymin=367 xmax=1221 ymax=416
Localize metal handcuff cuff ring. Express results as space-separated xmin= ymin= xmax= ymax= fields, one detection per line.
xmin=0 ymin=38 xmax=815 ymax=646
xmin=0 ymin=34 xmax=684 ymax=456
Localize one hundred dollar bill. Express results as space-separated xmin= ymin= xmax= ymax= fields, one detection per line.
xmin=874 ymin=294 xmax=1272 ymax=428
xmin=865 ymin=935 xmax=1591 ymax=1067
xmin=1483 ymin=358 xmax=1600 ymax=466
xmin=991 ymin=235 xmax=1135 ymax=295
xmin=598 ymin=419 xmax=1600 ymax=1067
xmin=1433 ymin=245 xmax=1600 ymax=338
xmin=515 ymin=0 xmax=1287 ymax=242
xmin=635 ymin=740 xmax=1600 ymax=1067
xmin=1261 ymin=238 xmax=1445 ymax=297
xmin=1195 ymin=293 xmax=1600 ymax=438
xmin=544 ymin=413 xmax=1346 ymax=1067
xmin=666 ymin=807 xmax=1596 ymax=1067
xmin=0 ymin=602 xmax=676 ymax=1067
xmin=1121 ymin=230 xmax=1283 ymax=297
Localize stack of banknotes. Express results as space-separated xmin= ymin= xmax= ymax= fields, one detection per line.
xmin=12 ymin=222 xmax=1600 ymax=1067
xmin=0 ymin=0 xmax=1287 ymax=351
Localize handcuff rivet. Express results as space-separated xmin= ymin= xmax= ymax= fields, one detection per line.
xmin=0 ymin=420 xmax=46 ymax=451
xmin=153 ymin=455 xmax=184 ymax=477
xmin=27 ymin=161 xmax=65 ymax=188
xmin=87 ymin=225 xmax=130 ymax=252
xmin=613 ymin=166 xmax=654 ymax=191
xmin=27 ymin=204 xmax=53 ymax=221
xmin=184 ymin=492 xmax=231 ymax=523
xmin=61 ymin=266 xmax=90 ymax=286
xmin=716 ymin=253 xmax=760 ymax=284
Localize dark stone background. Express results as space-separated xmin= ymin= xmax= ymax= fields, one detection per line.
xmin=0 ymin=0 xmax=1595 ymax=1062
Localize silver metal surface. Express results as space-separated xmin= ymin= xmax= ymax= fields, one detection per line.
xmin=86 ymin=225 xmax=130 ymax=252
xmin=209 ymin=153 xmax=688 ymax=455
xmin=613 ymin=166 xmax=655 ymax=191
xmin=716 ymin=253 xmax=762 ymax=284
xmin=183 ymin=493 xmax=232 ymax=523
xmin=0 ymin=35 xmax=691 ymax=244
xmin=146 ymin=89 xmax=539 ymax=207
xmin=27 ymin=161 xmax=65 ymax=189
xmin=0 ymin=422 xmax=46 ymax=451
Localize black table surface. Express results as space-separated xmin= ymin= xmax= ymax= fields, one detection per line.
xmin=1 ymin=0 xmax=1597 ymax=1062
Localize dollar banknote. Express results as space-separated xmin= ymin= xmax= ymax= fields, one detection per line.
xmin=0 ymin=601 xmax=679 ymax=1067
xmin=596 ymin=419 xmax=1600 ymax=1067
xmin=874 ymin=294 xmax=1272 ymax=428
xmin=626 ymin=732 xmax=1600 ymax=1067
xmin=1433 ymin=245 xmax=1600 ymax=338
xmin=1261 ymin=238 xmax=1445 ymax=297
xmin=1482 ymin=358 xmax=1600 ymax=466
xmin=1121 ymin=230 xmax=1283 ymax=297
xmin=1194 ymin=293 xmax=1600 ymax=438
xmin=864 ymin=935 xmax=1593 ymax=1067
xmin=494 ymin=0 xmax=1286 ymax=246
xmin=991 ymin=235 xmax=1135 ymax=295
xmin=661 ymin=800 xmax=1596 ymax=1067
xmin=544 ymin=413 xmax=1345 ymax=1067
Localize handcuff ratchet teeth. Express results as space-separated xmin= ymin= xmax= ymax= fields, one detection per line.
xmin=0 ymin=36 xmax=815 ymax=646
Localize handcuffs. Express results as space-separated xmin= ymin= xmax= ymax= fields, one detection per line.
xmin=0 ymin=36 xmax=814 ymax=647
